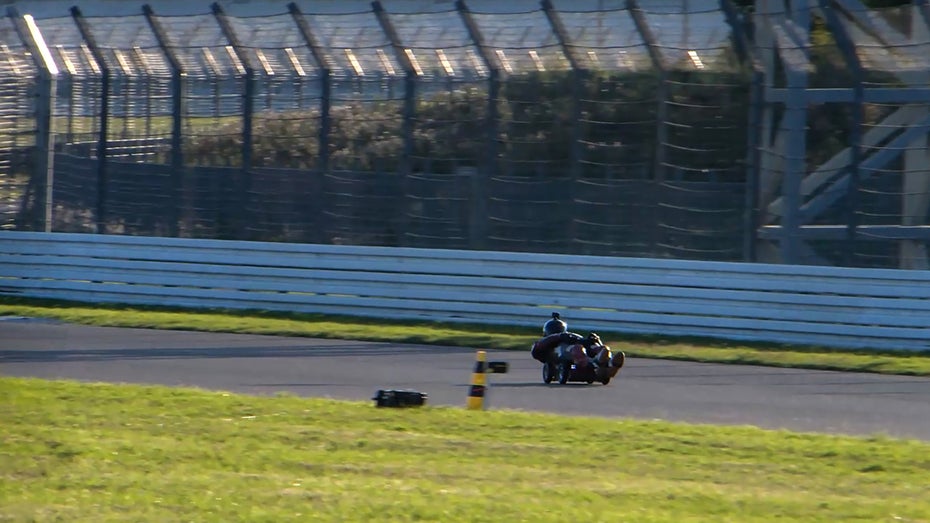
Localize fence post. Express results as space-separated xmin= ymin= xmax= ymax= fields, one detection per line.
xmin=212 ymin=2 xmax=255 ymax=240
xmin=627 ymin=0 xmax=667 ymax=184
xmin=627 ymin=0 xmax=666 ymax=254
xmin=720 ymin=0 xmax=762 ymax=262
xmin=542 ymin=0 xmax=583 ymax=252
xmin=901 ymin=0 xmax=930 ymax=269
xmin=9 ymin=9 xmax=58 ymax=232
xmin=773 ymin=4 xmax=810 ymax=265
xmin=289 ymin=2 xmax=331 ymax=245
xmin=70 ymin=6 xmax=109 ymax=234
xmin=372 ymin=0 xmax=415 ymax=248
xmin=743 ymin=69 xmax=764 ymax=263
xmin=288 ymin=3 xmax=330 ymax=175
xmin=457 ymin=0 xmax=498 ymax=251
xmin=819 ymin=0 xmax=863 ymax=267
xmin=143 ymin=4 xmax=184 ymax=237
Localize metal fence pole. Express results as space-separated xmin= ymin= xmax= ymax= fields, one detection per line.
xmin=212 ymin=3 xmax=253 ymax=172
xmin=71 ymin=6 xmax=109 ymax=234
xmin=720 ymin=0 xmax=762 ymax=262
xmin=289 ymin=2 xmax=331 ymax=245
xmin=143 ymin=4 xmax=184 ymax=237
xmin=628 ymin=0 xmax=668 ymax=184
xmin=743 ymin=70 xmax=765 ymax=263
xmin=288 ymin=2 xmax=330 ymax=175
xmin=372 ymin=0 xmax=416 ymax=248
xmin=901 ymin=0 xmax=930 ymax=269
xmin=212 ymin=2 xmax=254 ymax=240
xmin=457 ymin=0 xmax=498 ymax=251
xmin=820 ymin=0 xmax=863 ymax=267
xmin=9 ymin=8 xmax=58 ymax=232
xmin=542 ymin=0 xmax=584 ymax=250
xmin=775 ymin=2 xmax=810 ymax=266
xmin=628 ymin=0 xmax=666 ymax=255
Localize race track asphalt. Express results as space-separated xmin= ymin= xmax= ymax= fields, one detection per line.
xmin=3 ymin=319 xmax=930 ymax=441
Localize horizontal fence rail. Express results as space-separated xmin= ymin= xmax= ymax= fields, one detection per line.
xmin=2 ymin=231 xmax=930 ymax=351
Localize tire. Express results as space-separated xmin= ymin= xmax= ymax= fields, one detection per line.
xmin=542 ymin=363 xmax=554 ymax=384
xmin=558 ymin=362 xmax=572 ymax=385
xmin=600 ymin=376 xmax=611 ymax=385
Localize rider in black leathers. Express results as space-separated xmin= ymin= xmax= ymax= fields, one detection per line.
xmin=531 ymin=312 xmax=584 ymax=364
xmin=531 ymin=312 xmax=622 ymax=371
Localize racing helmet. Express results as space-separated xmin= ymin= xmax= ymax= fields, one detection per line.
xmin=543 ymin=312 xmax=567 ymax=336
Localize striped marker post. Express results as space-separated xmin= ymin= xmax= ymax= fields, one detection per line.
xmin=466 ymin=350 xmax=488 ymax=410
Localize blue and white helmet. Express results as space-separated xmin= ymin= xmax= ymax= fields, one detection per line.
xmin=543 ymin=312 xmax=567 ymax=336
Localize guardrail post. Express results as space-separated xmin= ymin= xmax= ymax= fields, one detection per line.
xmin=9 ymin=8 xmax=58 ymax=232
xmin=457 ymin=0 xmax=497 ymax=251
xmin=212 ymin=2 xmax=255 ymax=240
xmin=372 ymin=0 xmax=415 ymax=248
xmin=289 ymin=2 xmax=331 ymax=245
xmin=71 ymin=6 xmax=109 ymax=234
xmin=143 ymin=4 xmax=184 ymax=237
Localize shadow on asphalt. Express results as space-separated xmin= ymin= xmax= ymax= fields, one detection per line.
xmin=0 ymin=344 xmax=476 ymax=363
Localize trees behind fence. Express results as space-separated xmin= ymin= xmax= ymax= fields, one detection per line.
xmin=1 ymin=0 xmax=927 ymax=269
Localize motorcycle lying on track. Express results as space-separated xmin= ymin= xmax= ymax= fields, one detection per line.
xmin=530 ymin=332 xmax=625 ymax=385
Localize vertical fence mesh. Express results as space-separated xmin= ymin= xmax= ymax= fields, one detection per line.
xmin=35 ymin=15 xmax=100 ymax=232
xmin=301 ymin=7 xmax=405 ymax=246
xmin=559 ymin=5 xmax=657 ymax=257
xmin=469 ymin=7 xmax=574 ymax=253
xmin=3 ymin=1 xmax=930 ymax=269
xmin=645 ymin=4 xmax=747 ymax=261
xmin=387 ymin=7 xmax=486 ymax=249
xmin=0 ymin=17 xmax=36 ymax=230
xmin=84 ymin=14 xmax=176 ymax=235
xmin=841 ymin=5 xmax=929 ymax=269
xmin=227 ymin=12 xmax=322 ymax=243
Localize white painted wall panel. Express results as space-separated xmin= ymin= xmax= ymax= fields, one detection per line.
xmin=3 ymin=231 xmax=930 ymax=351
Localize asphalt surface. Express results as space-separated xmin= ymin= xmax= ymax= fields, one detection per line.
xmin=3 ymin=319 xmax=930 ymax=441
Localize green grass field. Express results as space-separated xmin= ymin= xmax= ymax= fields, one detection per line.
xmin=2 ymin=377 xmax=929 ymax=523
xmin=3 ymin=298 xmax=930 ymax=521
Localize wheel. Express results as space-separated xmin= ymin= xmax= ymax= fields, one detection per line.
xmin=542 ymin=363 xmax=555 ymax=384
xmin=558 ymin=362 xmax=572 ymax=385
xmin=600 ymin=376 xmax=611 ymax=385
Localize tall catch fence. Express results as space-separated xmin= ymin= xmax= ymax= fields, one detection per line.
xmin=2 ymin=0 xmax=929 ymax=269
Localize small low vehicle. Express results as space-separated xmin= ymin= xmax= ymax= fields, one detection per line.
xmin=532 ymin=332 xmax=625 ymax=385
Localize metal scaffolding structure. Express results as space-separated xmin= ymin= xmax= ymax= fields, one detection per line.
xmin=754 ymin=0 xmax=930 ymax=267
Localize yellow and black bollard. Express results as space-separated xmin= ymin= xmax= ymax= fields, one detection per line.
xmin=466 ymin=350 xmax=488 ymax=410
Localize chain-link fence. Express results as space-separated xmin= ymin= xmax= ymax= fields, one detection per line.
xmin=2 ymin=0 xmax=929 ymax=269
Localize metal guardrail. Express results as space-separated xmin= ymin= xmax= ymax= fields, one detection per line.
xmin=3 ymin=231 xmax=930 ymax=351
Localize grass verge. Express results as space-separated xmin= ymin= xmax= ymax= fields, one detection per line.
xmin=2 ymin=297 xmax=930 ymax=377
xmin=2 ymin=377 xmax=929 ymax=523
